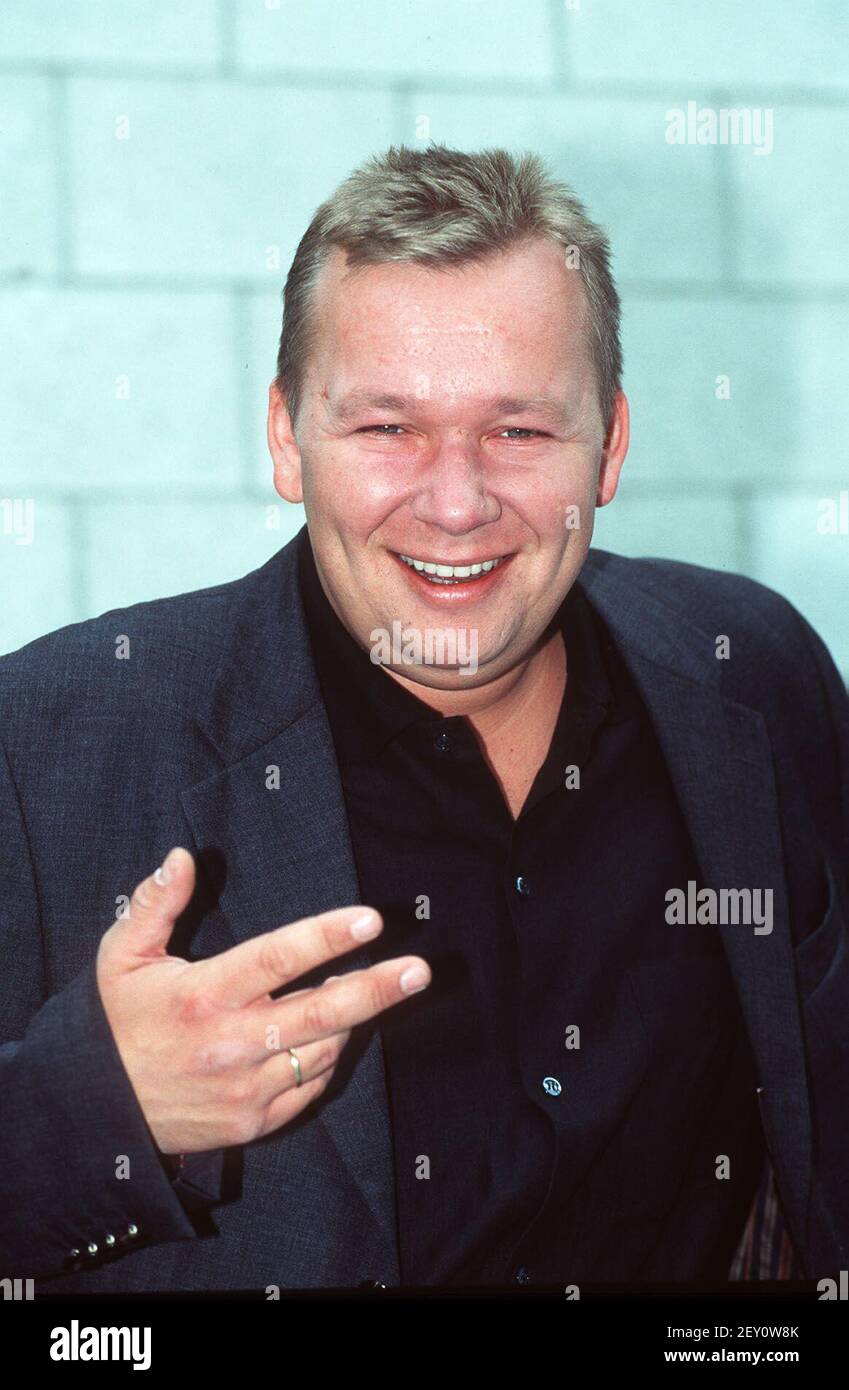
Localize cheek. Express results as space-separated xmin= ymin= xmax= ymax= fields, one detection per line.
xmin=500 ymin=470 xmax=593 ymax=540
xmin=310 ymin=448 xmax=412 ymax=531
xmin=302 ymin=455 xmax=386 ymax=542
xmin=538 ymin=454 xmax=599 ymax=532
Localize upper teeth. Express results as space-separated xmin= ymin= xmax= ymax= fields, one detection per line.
xmin=398 ymin=554 xmax=504 ymax=578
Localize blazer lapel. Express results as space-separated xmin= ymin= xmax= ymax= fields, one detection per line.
xmin=176 ymin=531 xmax=398 ymax=1254
xmin=578 ymin=548 xmax=813 ymax=1245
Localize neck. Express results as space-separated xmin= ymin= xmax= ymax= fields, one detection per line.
xmin=383 ymin=623 xmax=567 ymax=738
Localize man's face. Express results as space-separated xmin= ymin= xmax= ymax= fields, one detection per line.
xmin=269 ymin=235 xmax=628 ymax=692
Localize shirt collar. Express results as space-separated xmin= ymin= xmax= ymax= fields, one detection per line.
xmin=297 ymin=526 xmax=615 ymax=769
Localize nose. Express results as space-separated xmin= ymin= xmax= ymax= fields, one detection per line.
xmin=410 ymin=435 xmax=501 ymax=535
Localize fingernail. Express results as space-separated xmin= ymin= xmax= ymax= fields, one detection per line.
xmin=154 ymin=847 xmax=178 ymax=886
xmin=350 ymin=911 xmax=380 ymax=941
xmin=400 ymin=964 xmax=429 ymax=994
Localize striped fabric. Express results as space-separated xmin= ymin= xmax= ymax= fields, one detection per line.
xmin=728 ymin=1160 xmax=804 ymax=1279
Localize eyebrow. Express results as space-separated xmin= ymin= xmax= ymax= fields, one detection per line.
xmin=330 ymin=390 xmax=570 ymax=425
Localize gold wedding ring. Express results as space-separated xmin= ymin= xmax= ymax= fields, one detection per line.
xmin=287 ymin=1047 xmax=303 ymax=1087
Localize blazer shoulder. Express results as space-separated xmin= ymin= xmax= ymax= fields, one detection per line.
xmin=585 ymin=552 xmax=848 ymax=821
xmin=585 ymin=547 xmax=817 ymax=657
xmin=0 ymin=563 xmax=265 ymax=736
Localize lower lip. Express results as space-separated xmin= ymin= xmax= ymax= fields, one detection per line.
xmin=391 ymin=552 xmax=514 ymax=604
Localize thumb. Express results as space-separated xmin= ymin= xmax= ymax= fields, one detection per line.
xmin=105 ymin=846 xmax=197 ymax=966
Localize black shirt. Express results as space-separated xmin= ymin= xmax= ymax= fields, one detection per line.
xmin=296 ymin=528 xmax=765 ymax=1286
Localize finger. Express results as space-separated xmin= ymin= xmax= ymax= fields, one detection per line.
xmin=256 ymin=1069 xmax=334 ymax=1140
xmin=271 ymin=957 xmax=431 ymax=1045
xmin=253 ymin=1031 xmax=350 ymax=1107
xmin=268 ymin=974 xmax=341 ymax=1006
xmin=215 ymin=981 xmax=343 ymax=1061
xmin=196 ymin=905 xmax=383 ymax=1008
xmin=100 ymin=846 xmax=196 ymax=969
xmin=216 ymin=1004 xmax=350 ymax=1069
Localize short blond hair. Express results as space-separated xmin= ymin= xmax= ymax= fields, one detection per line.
xmin=276 ymin=143 xmax=622 ymax=432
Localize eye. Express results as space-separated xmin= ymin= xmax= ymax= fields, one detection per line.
xmin=358 ymin=423 xmax=405 ymax=435
xmin=498 ymin=427 xmax=547 ymax=440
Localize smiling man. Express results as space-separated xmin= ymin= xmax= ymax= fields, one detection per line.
xmin=1 ymin=144 xmax=847 ymax=1294
xmin=268 ymin=230 xmax=627 ymax=818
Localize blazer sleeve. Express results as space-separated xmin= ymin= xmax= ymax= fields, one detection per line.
xmin=0 ymin=735 xmax=225 ymax=1282
xmin=792 ymin=610 xmax=849 ymax=1270
xmin=797 ymin=610 xmax=849 ymax=883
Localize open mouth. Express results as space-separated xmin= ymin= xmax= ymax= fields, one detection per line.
xmin=397 ymin=553 xmax=508 ymax=586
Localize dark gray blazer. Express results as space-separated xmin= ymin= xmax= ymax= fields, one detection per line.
xmin=1 ymin=527 xmax=847 ymax=1291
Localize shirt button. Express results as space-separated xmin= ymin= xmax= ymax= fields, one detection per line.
xmin=433 ymin=731 xmax=452 ymax=753
xmin=515 ymin=875 xmax=530 ymax=896
xmin=542 ymin=1076 xmax=562 ymax=1096
xmin=514 ymin=1266 xmax=531 ymax=1284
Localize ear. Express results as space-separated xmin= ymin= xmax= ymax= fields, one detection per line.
xmin=267 ymin=380 xmax=304 ymax=504
xmin=596 ymin=390 xmax=630 ymax=508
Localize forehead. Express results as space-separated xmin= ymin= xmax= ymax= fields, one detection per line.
xmin=309 ymin=238 xmax=589 ymax=366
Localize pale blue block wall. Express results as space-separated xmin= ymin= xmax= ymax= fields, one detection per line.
xmin=1 ymin=0 xmax=846 ymax=674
